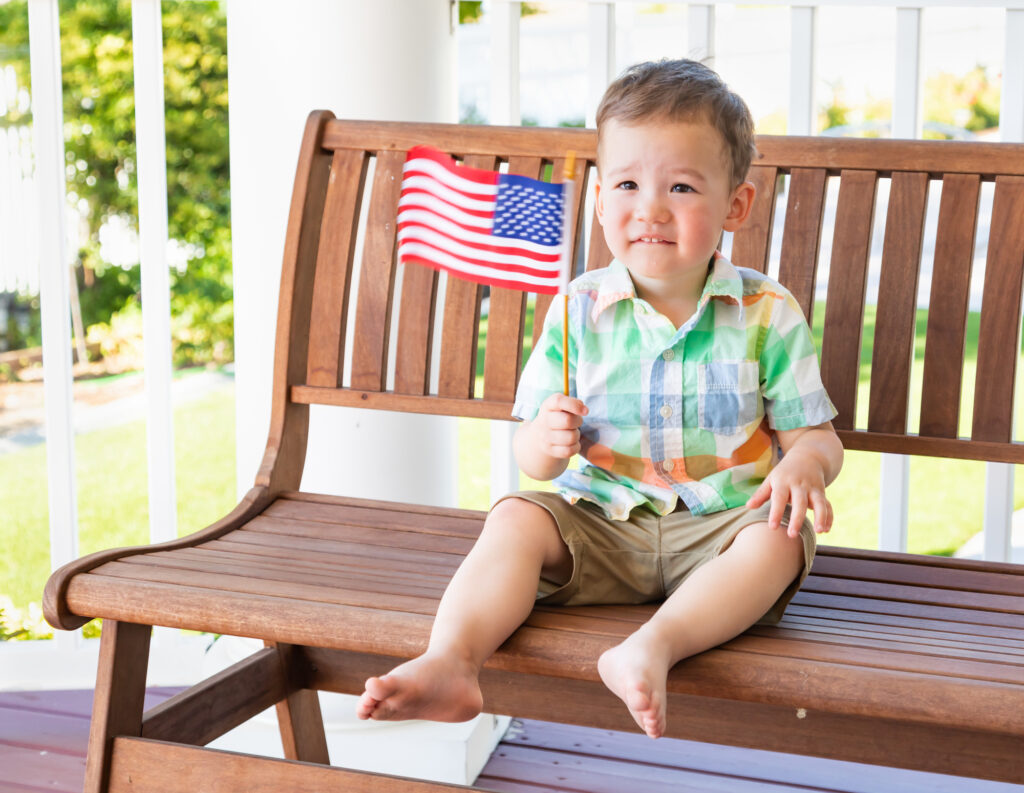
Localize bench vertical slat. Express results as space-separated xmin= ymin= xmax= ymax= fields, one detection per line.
xmin=435 ymin=154 xmax=495 ymax=400
xmin=258 ymin=111 xmax=334 ymax=491
xmin=919 ymin=173 xmax=981 ymax=439
xmin=731 ymin=164 xmax=779 ymax=274
xmin=867 ymin=171 xmax=929 ymax=435
xmin=532 ymin=155 xmax=590 ymax=350
xmin=306 ymin=149 xmax=369 ymax=388
xmin=393 ymin=255 xmax=438 ymax=396
xmin=972 ymin=175 xmax=1024 ymax=443
xmin=820 ymin=169 xmax=878 ymax=432
xmin=482 ymin=156 xmax=542 ymax=403
xmin=350 ymin=150 xmax=405 ymax=392
xmin=586 ymin=201 xmax=614 ymax=272
xmin=777 ymin=168 xmax=827 ymax=323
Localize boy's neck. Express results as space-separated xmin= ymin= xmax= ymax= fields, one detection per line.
xmin=628 ymin=259 xmax=711 ymax=329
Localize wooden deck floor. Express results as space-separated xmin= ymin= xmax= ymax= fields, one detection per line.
xmin=2 ymin=689 xmax=1020 ymax=793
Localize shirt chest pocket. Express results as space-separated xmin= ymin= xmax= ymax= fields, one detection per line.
xmin=696 ymin=360 xmax=761 ymax=435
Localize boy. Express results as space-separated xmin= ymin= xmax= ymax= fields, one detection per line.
xmin=357 ymin=59 xmax=843 ymax=740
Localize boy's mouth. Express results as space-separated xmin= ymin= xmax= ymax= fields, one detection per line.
xmin=634 ymin=236 xmax=672 ymax=244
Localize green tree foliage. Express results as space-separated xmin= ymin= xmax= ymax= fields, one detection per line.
xmin=0 ymin=0 xmax=231 ymax=365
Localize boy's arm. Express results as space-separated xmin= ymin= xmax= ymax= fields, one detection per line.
xmin=746 ymin=421 xmax=844 ymax=537
xmin=514 ymin=393 xmax=588 ymax=482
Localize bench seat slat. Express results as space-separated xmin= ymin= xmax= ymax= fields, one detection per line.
xmin=802 ymin=574 xmax=1024 ymax=613
xmin=241 ymin=514 xmax=477 ymax=553
xmin=811 ymin=553 xmax=1024 ymax=596
xmin=791 ymin=590 xmax=1024 ymax=629
xmin=783 ymin=603 xmax=1024 ymax=641
xmin=130 ymin=548 xmax=456 ymax=589
xmin=780 ymin=613 xmax=1024 ymax=651
xmin=264 ymin=496 xmax=486 ymax=537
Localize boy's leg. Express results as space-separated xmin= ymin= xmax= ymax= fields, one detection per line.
xmin=598 ymin=520 xmax=804 ymax=739
xmin=357 ymin=497 xmax=572 ymax=722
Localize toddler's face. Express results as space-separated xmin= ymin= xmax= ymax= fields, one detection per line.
xmin=595 ymin=118 xmax=751 ymax=289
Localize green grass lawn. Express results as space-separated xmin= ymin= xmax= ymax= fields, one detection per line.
xmin=3 ymin=301 xmax=1022 ymax=618
xmin=1 ymin=384 xmax=237 ymax=619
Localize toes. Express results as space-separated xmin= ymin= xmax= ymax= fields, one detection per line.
xmin=364 ymin=674 xmax=396 ymax=701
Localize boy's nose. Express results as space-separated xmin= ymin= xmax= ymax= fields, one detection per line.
xmin=634 ymin=191 xmax=668 ymax=223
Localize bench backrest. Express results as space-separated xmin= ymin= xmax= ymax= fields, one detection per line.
xmin=257 ymin=111 xmax=1024 ymax=491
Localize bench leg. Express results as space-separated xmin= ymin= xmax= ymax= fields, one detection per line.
xmin=83 ymin=620 xmax=152 ymax=793
xmin=271 ymin=643 xmax=330 ymax=764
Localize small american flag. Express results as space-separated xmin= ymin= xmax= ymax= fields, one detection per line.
xmin=397 ymin=146 xmax=567 ymax=294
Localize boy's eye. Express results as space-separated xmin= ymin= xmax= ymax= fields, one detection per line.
xmin=616 ymin=180 xmax=637 ymax=190
xmin=671 ymin=183 xmax=695 ymax=193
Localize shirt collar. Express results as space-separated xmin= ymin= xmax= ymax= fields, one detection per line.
xmin=590 ymin=253 xmax=745 ymax=323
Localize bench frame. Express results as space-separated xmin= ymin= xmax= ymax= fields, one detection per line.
xmin=45 ymin=112 xmax=1024 ymax=791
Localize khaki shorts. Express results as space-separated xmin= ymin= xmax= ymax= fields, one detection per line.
xmin=497 ymin=491 xmax=816 ymax=625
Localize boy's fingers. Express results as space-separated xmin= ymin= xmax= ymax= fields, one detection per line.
xmin=547 ymin=393 xmax=588 ymax=416
xmin=746 ymin=478 xmax=771 ymax=509
xmin=786 ymin=490 xmax=807 ymax=538
xmin=811 ymin=490 xmax=832 ymax=533
xmin=768 ymin=488 xmax=787 ymax=531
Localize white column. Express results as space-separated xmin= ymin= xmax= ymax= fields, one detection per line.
xmin=586 ymin=0 xmax=616 ymax=127
xmin=892 ymin=7 xmax=922 ymax=139
xmin=132 ymin=0 xmax=176 ymax=545
xmin=229 ymin=0 xmax=459 ymax=510
xmin=28 ymin=0 xmax=78 ymax=651
xmin=490 ymin=0 xmax=521 ymax=125
xmin=687 ymin=4 xmax=715 ymax=66
xmin=875 ymin=8 xmax=922 ymax=553
xmin=1002 ymin=9 xmax=1024 ymax=142
xmin=981 ymin=9 xmax=1024 ymax=563
xmin=788 ymin=6 xmax=816 ymax=135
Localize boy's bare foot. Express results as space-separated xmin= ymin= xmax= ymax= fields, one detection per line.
xmin=597 ymin=629 xmax=673 ymax=739
xmin=356 ymin=651 xmax=484 ymax=723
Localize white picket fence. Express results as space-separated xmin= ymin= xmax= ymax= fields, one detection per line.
xmin=3 ymin=0 xmax=1024 ymax=687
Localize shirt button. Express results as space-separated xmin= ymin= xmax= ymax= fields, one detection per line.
xmin=662 ymin=349 xmax=675 ymax=361
xmin=659 ymin=404 xmax=673 ymax=419
xmin=663 ymin=459 xmax=675 ymax=473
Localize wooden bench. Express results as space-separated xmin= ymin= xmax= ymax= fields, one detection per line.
xmin=44 ymin=112 xmax=1024 ymax=791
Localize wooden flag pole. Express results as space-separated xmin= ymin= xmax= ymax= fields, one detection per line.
xmin=561 ymin=152 xmax=576 ymax=396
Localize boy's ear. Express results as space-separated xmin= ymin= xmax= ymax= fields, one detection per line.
xmin=593 ymin=178 xmax=605 ymax=226
xmin=722 ymin=181 xmax=756 ymax=232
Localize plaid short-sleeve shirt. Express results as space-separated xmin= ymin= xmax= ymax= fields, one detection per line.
xmin=512 ymin=255 xmax=837 ymax=520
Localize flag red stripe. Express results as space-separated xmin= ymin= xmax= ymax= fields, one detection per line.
xmin=401 ymin=255 xmax=560 ymax=295
xmin=397 ymin=232 xmax=561 ymax=278
xmin=397 ymin=219 xmax=560 ymax=264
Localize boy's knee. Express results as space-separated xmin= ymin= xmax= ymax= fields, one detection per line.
xmin=485 ymin=497 xmax=569 ymax=568
xmin=731 ymin=521 xmax=805 ymax=563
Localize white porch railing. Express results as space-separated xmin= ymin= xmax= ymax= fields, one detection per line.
xmin=6 ymin=0 xmax=1024 ymax=685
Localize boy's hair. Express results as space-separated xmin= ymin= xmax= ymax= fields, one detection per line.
xmin=596 ymin=59 xmax=757 ymax=187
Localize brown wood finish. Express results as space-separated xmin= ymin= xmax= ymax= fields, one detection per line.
xmin=349 ymin=149 xmax=406 ymax=392
xmin=971 ymin=176 xmax=1024 ymax=443
xmin=305 ymin=148 xmax=369 ymax=388
xmin=867 ymin=171 xmax=929 ymax=435
xmin=482 ymin=156 xmax=543 ymax=402
xmin=819 ymin=169 xmax=877 ymax=431
xmin=919 ymin=173 xmax=981 ymax=438
xmin=45 ymin=118 xmax=1024 ymax=790
xmin=436 ymin=153 xmax=494 ymax=400
xmin=270 ymin=643 xmax=331 ymax=764
xmin=83 ymin=621 xmax=152 ymax=793
xmin=107 ymin=738 xmax=474 ymax=793
xmin=777 ymin=168 xmax=827 ymax=322
xmin=140 ymin=647 xmax=288 ymax=747
xmin=730 ymin=165 xmax=778 ymax=273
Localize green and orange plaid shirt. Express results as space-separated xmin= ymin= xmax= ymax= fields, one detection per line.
xmin=512 ymin=254 xmax=837 ymax=520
